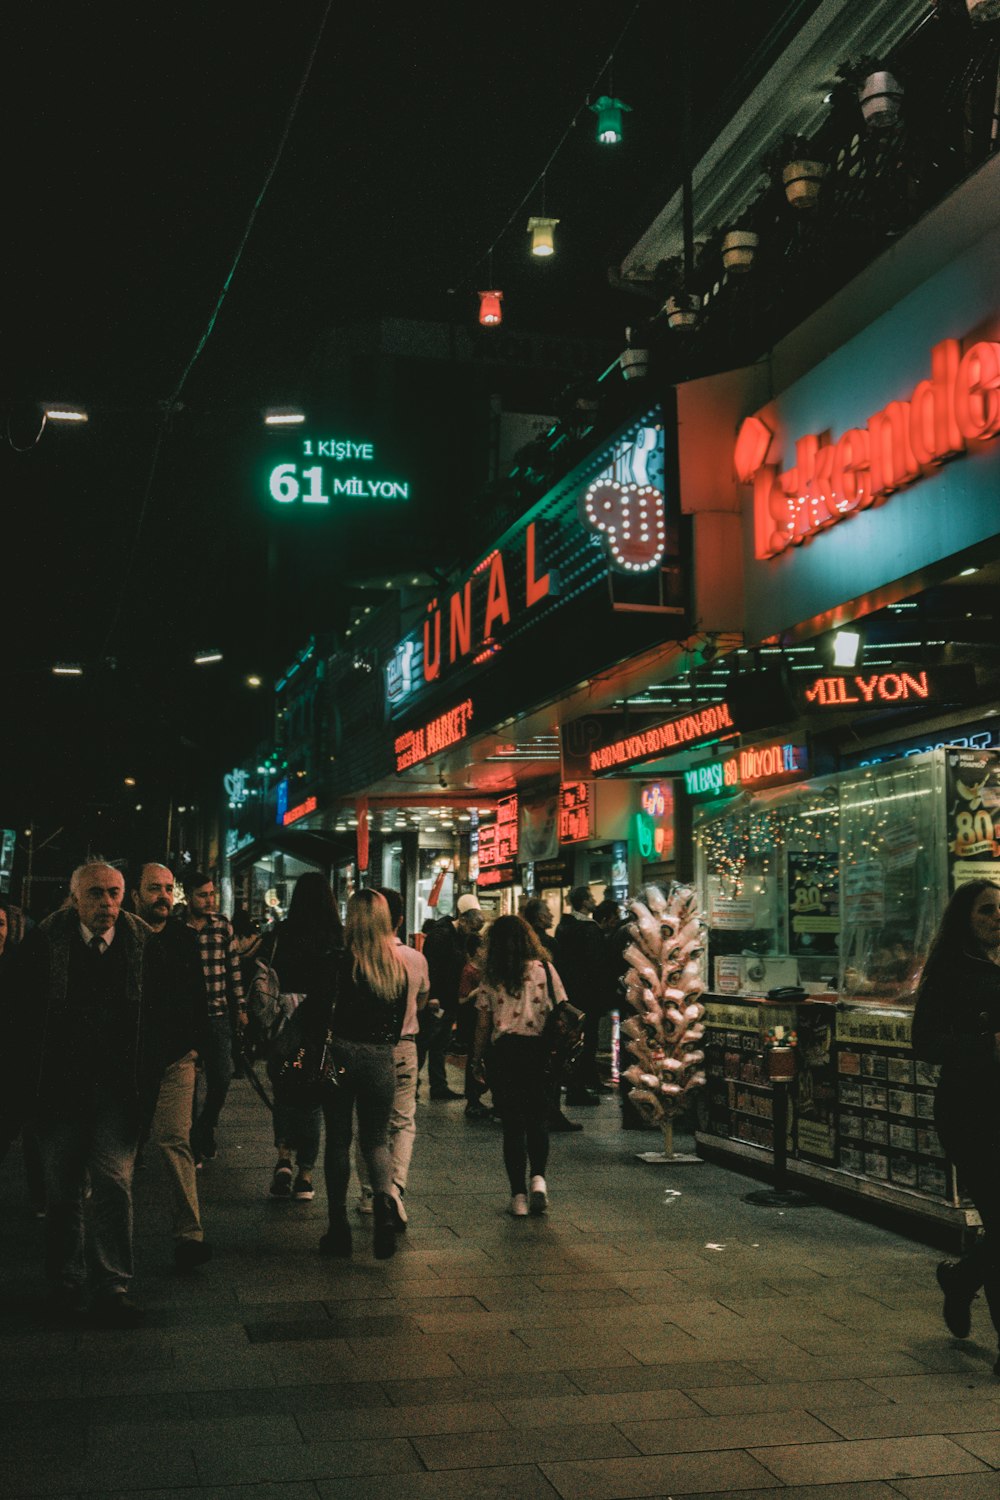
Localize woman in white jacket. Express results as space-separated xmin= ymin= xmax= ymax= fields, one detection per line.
xmin=470 ymin=915 xmax=568 ymax=1217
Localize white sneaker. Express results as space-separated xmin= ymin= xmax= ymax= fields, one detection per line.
xmin=356 ymin=1186 xmax=374 ymax=1215
xmin=529 ymin=1176 xmax=548 ymax=1214
xmin=390 ymin=1184 xmax=408 ymax=1226
xmin=510 ymin=1193 xmax=529 ymax=1217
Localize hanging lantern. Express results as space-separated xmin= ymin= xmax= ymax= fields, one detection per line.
xmin=663 ymin=291 xmax=700 ymax=331
xmin=620 ymin=346 xmax=649 ymax=380
xmin=478 ymin=290 xmax=503 ymax=327
xmin=721 ymin=229 xmax=759 ymax=274
xmin=857 ymin=68 xmax=903 ymax=129
xmin=590 ymin=95 xmax=631 ymax=145
xmin=526 ymin=216 xmax=559 ymax=257
xmin=782 ymin=155 xmax=825 ymax=209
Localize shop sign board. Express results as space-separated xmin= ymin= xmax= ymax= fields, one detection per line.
xmin=590 ymin=703 xmax=735 ymax=773
xmin=384 ymin=409 xmax=674 ymax=720
xmin=282 ymin=794 xmax=317 ymax=827
xmin=635 ymin=781 xmax=675 ymax=862
xmin=267 ymin=435 xmax=411 ymax=506
xmin=478 ymin=794 xmax=519 ymax=883
xmin=684 ymin=741 xmax=807 ymax=801
xmin=738 ymin=333 xmax=1000 ymax=560
xmin=788 ymin=851 xmax=840 ymax=956
xmin=394 ymin=698 xmax=474 ymax=772
xmin=802 ymin=663 xmax=976 ymax=711
xmin=558 ymin=781 xmax=593 ymax=844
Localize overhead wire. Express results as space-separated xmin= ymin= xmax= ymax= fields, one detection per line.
xmin=98 ymin=0 xmax=335 ymax=659
xmin=454 ymin=0 xmax=644 ymax=293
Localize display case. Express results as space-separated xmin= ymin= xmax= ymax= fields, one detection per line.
xmin=691 ymin=747 xmax=1000 ymax=1229
xmin=693 ymin=748 xmax=963 ymax=1004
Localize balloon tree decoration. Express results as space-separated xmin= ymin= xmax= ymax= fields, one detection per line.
xmin=621 ymin=884 xmax=707 ymax=1162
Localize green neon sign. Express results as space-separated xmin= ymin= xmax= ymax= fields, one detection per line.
xmin=267 ymin=436 xmax=411 ymax=505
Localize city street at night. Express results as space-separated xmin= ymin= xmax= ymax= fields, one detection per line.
xmin=4 ymin=1080 xmax=1000 ymax=1500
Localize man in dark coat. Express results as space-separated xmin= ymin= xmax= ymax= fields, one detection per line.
xmin=422 ymin=893 xmax=484 ymax=1099
xmin=133 ymin=862 xmax=213 ymax=1271
xmin=14 ymin=862 xmax=165 ymax=1325
xmin=555 ymin=886 xmax=609 ymax=1103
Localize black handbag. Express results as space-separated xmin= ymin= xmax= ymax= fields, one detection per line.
xmin=267 ymin=1012 xmax=340 ymax=1107
xmin=540 ymin=962 xmax=585 ymax=1083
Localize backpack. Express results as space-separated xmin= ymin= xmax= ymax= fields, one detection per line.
xmin=245 ymin=936 xmax=304 ymax=1058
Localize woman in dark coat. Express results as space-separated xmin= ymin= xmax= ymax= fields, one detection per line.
xmin=262 ymin=875 xmax=343 ymax=1202
xmin=912 ymin=878 xmax=1000 ymax=1367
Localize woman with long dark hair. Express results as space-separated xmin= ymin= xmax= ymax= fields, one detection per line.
xmin=318 ymin=889 xmax=407 ymax=1260
xmin=262 ymin=873 xmax=344 ymax=1202
xmin=470 ymin=914 xmax=568 ymax=1217
xmin=912 ymin=878 xmax=1000 ymax=1367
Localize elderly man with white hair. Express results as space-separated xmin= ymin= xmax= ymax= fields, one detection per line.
xmin=14 ymin=860 xmax=165 ymax=1326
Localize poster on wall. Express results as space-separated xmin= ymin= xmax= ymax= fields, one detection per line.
xmin=787 ymin=851 xmax=840 ymax=956
xmin=792 ymin=1002 xmax=837 ymax=1165
xmin=947 ymin=749 xmax=1000 ymax=888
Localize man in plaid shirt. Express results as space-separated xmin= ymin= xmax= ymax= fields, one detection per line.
xmin=184 ymin=871 xmax=247 ymax=1164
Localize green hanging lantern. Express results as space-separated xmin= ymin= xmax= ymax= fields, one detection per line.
xmin=590 ymin=95 xmax=631 ymax=145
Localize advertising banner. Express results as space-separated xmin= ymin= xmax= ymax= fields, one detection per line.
xmin=947 ymin=749 xmax=1000 ymax=888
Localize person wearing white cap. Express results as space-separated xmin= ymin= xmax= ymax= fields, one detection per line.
xmin=422 ymin=894 xmax=484 ymax=1099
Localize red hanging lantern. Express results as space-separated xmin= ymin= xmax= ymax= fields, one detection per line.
xmin=478 ymin=290 xmax=503 ymax=327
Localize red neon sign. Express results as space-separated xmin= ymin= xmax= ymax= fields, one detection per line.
xmin=804 ymin=671 xmax=930 ymax=708
xmin=395 ymin=698 xmax=474 ymax=772
xmin=559 ymin=782 xmax=592 ymax=844
xmin=590 ymin=702 xmax=735 ymax=773
xmin=738 ymin=334 xmax=1000 ymax=559
xmin=479 ymin=794 xmax=518 ymax=870
xmin=419 ymin=523 xmax=551 ymax=684
xmin=283 ymin=795 xmax=317 ymax=826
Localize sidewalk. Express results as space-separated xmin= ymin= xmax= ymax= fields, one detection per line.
xmin=2 ymin=1066 xmax=1000 ymax=1500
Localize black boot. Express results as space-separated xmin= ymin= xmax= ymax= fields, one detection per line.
xmin=319 ymin=1213 xmax=352 ymax=1258
xmin=372 ymin=1193 xmax=397 ymax=1260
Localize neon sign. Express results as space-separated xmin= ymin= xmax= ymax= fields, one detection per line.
xmin=268 ymin=436 xmax=410 ymax=505
xmin=590 ymin=702 xmax=735 ymax=773
xmin=283 ymin=795 xmax=317 ymax=826
xmin=635 ymin=781 xmax=675 ymax=861
xmin=479 ymin=794 xmax=518 ymax=877
xmin=737 ymin=334 xmax=1000 ymax=558
xmin=579 ymin=424 xmax=667 ymax=574
xmin=419 ymin=523 xmax=551 ymax=686
xmin=684 ymin=742 xmax=808 ymax=801
xmin=394 ymin=699 xmax=474 ymax=772
xmin=804 ymin=671 xmax=930 ymax=708
xmin=559 ymin=782 xmax=592 ymax=844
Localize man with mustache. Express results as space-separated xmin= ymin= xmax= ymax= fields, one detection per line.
xmin=133 ymin=863 xmax=213 ymax=1270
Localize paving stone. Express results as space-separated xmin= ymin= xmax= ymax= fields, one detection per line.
xmin=413 ymin=1422 xmax=641 ymax=1470
xmin=540 ymin=1448 xmax=783 ymax=1498
xmin=746 ymin=1434 xmax=989 ymax=1485
xmin=193 ymin=1435 xmax=422 ymax=1485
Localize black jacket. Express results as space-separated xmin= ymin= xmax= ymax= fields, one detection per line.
xmin=151 ymin=921 xmax=210 ymax=1066
xmin=911 ymin=948 xmax=1000 ymax=1156
xmin=12 ymin=908 xmax=167 ymax=1131
xmin=553 ymin=913 xmax=607 ymax=1012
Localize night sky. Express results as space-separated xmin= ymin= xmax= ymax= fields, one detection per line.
xmin=5 ymin=1 xmax=795 ymax=842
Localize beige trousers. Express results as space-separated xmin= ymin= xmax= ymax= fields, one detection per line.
xmin=152 ymin=1051 xmax=203 ymax=1242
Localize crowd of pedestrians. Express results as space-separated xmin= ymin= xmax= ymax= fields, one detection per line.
xmin=3 ymin=861 xmax=999 ymax=1376
xmin=0 ymin=862 xmax=632 ymax=1330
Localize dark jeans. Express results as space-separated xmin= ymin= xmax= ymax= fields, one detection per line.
xmin=425 ymin=1006 xmax=457 ymax=1094
xmin=490 ymin=1035 xmax=549 ymax=1196
xmin=36 ymin=1088 xmax=139 ymax=1295
xmin=950 ymin=1148 xmax=1000 ymax=1340
xmin=273 ymin=1099 xmax=321 ymax=1170
xmin=321 ymin=1039 xmax=395 ymax=1218
xmin=192 ymin=1013 xmax=233 ymax=1153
